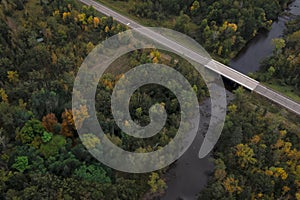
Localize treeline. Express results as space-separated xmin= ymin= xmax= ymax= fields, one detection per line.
xmin=111 ymin=0 xmax=291 ymax=60
xmin=255 ymin=16 xmax=300 ymax=98
xmin=0 ymin=0 xmax=211 ymax=199
xmin=199 ymin=87 xmax=300 ymax=199
xmin=0 ymin=0 xmax=148 ymax=199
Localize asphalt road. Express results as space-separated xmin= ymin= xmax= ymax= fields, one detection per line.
xmin=79 ymin=0 xmax=300 ymax=116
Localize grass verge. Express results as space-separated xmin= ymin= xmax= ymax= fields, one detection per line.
xmin=262 ymin=81 xmax=300 ymax=103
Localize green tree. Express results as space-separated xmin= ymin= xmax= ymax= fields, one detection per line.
xmin=41 ymin=131 xmax=53 ymax=143
xmin=174 ymin=11 xmax=191 ymax=33
xmin=16 ymin=119 xmax=45 ymax=144
xmin=272 ymin=38 xmax=285 ymax=54
xmin=39 ymin=135 xmax=66 ymax=158
xmin=74 ymin=164 xmax=111 ymax=183
xmin=12 ymin=156 xmax=29 ymax=172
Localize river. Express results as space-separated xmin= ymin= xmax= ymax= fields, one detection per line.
xmin=160 ymin=92 xmax=234 ymax=200
xmin=161 ymin=0 xmax=300 ymax=199
xmin=230 ymin=0 xmax=300 ymax=74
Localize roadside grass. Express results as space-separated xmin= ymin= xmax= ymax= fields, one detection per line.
xmin=96 ymin=0 xmax=201 ymax=33
xmin=262 ymin=80 xmax=300 ymax=103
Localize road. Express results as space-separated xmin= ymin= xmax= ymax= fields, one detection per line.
xmin=79 ymin=0 xmax=300 ymax=116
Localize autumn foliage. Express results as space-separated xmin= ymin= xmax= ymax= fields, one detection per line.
xmin=61 ymin=109 xmax=75 ymax=138
xmin=42 ymin=113 xmax=58 ymax=133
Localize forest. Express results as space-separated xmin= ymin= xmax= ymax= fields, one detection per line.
xmin=0 ymin=0 xmax=158 ymax=199
xmin=199 ymin=87 xmax=300 ymax=199
xmin=100 ymin=0 xmax=291 ymax=62
xmin=253 ymin=16 xmax=300 ymax=102
xmin=0 ymin=0 xmax=299 ymax=199
xmin=0 ymin=0 xmax=208 ymax=198
xmin=199 ymin=16 xmax=300 ymax=198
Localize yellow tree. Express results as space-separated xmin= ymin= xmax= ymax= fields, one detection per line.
xmin=51 ymin=52 xmax=57 ymax=64
xmin=78 ymin=13 xmax=86 ymax=23
xmin=86 ymin=42 xmax=95 ymax=54
xmin=93 ymin=17 xmax=100 ymax=28
xmin=235 ymin=143 xmax=257 ymax=168
xmin=72 ymin=105 xmax=89 ymax=129
xmin=78 ymin=13 xmax=87 ymax=30
xmin=81 ymin=133 xmax=100 ymax=149
xmin=53 ymin=10 xmax=60 ymax=18
xmin=228 ymin=104 xmax=237 ymax=113
xmin=150 ymin=49 xmax=161 ymax=63
xmin=0 ymin=88 xmax=8 ymax=103
xmin=7 ymin=71 xmax=19 ymax=85
xmin=101 ymin=78 xmax=113 ymax=90
xmin=228 ymin=23 xmax=238 ymax=32
xmin=223 ymin=176 xmax=242 ymax=194
xmin=87 ymin=16 xmax=93 ymax=25
xmin=268 ymin=167 xmax=288 ymax=180
xmin=249 ymin=135 xmax=261 ymax=144
xmin=148 ymin=172 xmax=167 ymax=194
xmin=62 ymin=12 xmax=71 ymax=21
xmin=104 ymin=25 xmax=110 ymax=33
xmin=190 ymin=0 xmax=200 ymax=12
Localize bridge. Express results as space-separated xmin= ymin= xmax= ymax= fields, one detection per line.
xmin=79 ymin=0 xmax=300 ymax=116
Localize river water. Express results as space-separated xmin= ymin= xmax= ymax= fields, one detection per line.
xmin=230 ymin=0 xmax=300 ymax=74
xmin=161 ymin=91 xmax=234 ymax=200
xmin=161 ymin=1 xmax=300 ymax=199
